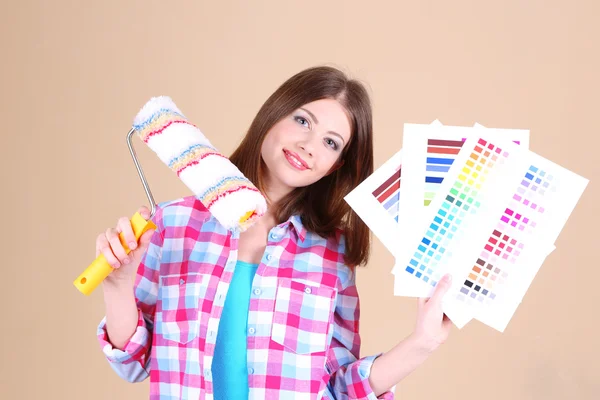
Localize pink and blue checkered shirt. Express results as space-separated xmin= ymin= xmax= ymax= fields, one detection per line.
xmin=97 ymin=195 xmax=394 ymax=399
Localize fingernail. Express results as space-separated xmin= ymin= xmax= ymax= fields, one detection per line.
xmin=112 ymin=262 xmax=120 ymax=268
xmin=445 ymin=274 xmax=452 ymax=282
xmin=129 ymin=242 xmax=137 ymax=250
xmin=123 ymin=258 xmax=130 ymax=265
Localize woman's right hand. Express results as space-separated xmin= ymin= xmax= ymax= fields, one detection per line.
xmin=95 ymin=205 xmax=156 ymax=286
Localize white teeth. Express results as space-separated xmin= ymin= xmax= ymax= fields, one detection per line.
xmin=286 ymin=152 xmax=305 ymax=169
xmin=291 ymin=156 xmax=303 ymax=168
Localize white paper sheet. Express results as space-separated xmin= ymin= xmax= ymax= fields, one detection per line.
xmin=344 ymin=120 xmax=443 ymax=257
xmin=344 ymin=149 xmax=404 ymax=255
xmin=448 ymin=244 xmax=556 ymax=331
xmin=474 ymin=248 xmax=556 ymax=332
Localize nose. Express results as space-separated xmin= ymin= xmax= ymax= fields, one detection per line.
xmin=299 ymin=144 xmax=313 ymax=157
xmin=298 ymin=135 xmax=317 ymax=157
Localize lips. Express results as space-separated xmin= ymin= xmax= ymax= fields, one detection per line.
xmin=283 ymin=149 xmax=309 ymax=170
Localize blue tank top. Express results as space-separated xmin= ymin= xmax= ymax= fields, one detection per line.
xmin=212 ymin=260 xmax=259 ymax=400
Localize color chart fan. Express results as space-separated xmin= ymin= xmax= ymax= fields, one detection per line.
xmin=345 ymin=120 xmax=589 ymax=332
xmin=393 ymin=136 xmax=588 ymax=332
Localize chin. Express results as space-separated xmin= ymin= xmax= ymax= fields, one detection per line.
xmin=276 ymin=172 xmax=314 ymax=191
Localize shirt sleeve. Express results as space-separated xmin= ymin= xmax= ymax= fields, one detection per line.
xmin=325 ymin=272 xmax=395 ymax=400
xmin=96 ymin=206 xmax=164 ymax=383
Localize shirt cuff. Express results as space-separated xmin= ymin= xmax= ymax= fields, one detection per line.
xmin=349 ymin=354 xmax=395 ymax=399
xmin=97 ymin=309 xmax=150 ymax=365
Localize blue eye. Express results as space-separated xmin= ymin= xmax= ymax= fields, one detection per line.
xmin=294 ymin=116 xmax=309 ymax=128
xmin=325 ymin=138 xmax=339 ymax=151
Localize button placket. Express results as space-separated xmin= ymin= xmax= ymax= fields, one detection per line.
xmin=269 ymin=227 xmax=286 ymax=241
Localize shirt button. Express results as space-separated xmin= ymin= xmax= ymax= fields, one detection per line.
xmin=253 ymin=288 xmax=261 ymax=296
xmin=304 ymin=287 xmax=312 ymax=294
xmin=269 ymin=232 xmax=279 ymax=240
xmin=248 ymin=367 xmax=254 ymax=374
xmin=204 ymin=369 xmax=211 ymax=378
xmin=266 ymin=253 xmax=272 ymax=261
xmin=248 ymin=327 xmax=255 ymax=335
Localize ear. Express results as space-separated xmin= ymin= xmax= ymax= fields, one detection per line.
xmin=326 ymin=159 xmax=345 ymax=176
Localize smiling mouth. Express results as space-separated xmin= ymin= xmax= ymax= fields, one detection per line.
xmin=283 ymin=149 xmax=309 ymax=170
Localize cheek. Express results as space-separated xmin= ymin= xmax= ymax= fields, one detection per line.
xmin=260 ymin=138 xmax=268 ymax=155
xmin=262 ymin=128 xmax=284 ymax=151
xmin=317 ymin=154 xmax=340 ymax=172
xmin=261 ymin=134 xmax=276 ymax=156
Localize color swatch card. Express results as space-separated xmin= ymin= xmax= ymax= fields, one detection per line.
xmin=397 ymin=123 xmax=530 ymax=234
xmin=448 ymin=243 xmax=556 ymax=331
xmin=392 ymin=136 xmax=588 ymax=331
xmin=344 ymin=148 xmax=403 ymax=255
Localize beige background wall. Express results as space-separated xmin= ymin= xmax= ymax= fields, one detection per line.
xmin=2 ymin=1 xmax=598 ymax=399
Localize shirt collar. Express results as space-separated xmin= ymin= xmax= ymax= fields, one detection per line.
xmin=285 ymin=214 xmax=307 ymax=242
xmin=223 ymin=213 xmax=307 ymax=242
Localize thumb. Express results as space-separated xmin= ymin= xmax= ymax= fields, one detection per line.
xmin=430 ymin=274 xmax=452 ymax=307
xmin=137 ymin=229 xmax=155 ymax=248
xmin=131 ymin=229 xmax=155 ymax=259
xmin=417 ymin=297 xmax=426 ymax=312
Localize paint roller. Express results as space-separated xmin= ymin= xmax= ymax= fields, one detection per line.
xmin=73 ymin=96 xmax=267 ymax=295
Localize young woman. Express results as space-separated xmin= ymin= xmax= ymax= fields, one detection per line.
xmin=96 ymin=66 xmax=453 ymax=399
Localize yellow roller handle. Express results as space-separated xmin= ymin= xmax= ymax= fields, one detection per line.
xmin=74 ymin=212 xmax=157 ymax=296
xmin=240 ymin=210 xmax=255 ymax=223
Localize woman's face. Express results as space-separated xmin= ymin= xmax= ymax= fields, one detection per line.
xmin=260 ymin=98 xmax=352 ymax=199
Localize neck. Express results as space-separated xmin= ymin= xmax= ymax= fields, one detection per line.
xmin=259 ymin=208 xmax=278 ymax=227
xmin=262 ymin=177 xmax=294 ymax=206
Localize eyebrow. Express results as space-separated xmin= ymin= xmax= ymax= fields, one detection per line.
xmin=300 ymin=107 xmax=346 ymax=144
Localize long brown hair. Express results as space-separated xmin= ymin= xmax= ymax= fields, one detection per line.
xmin=229 ymin=66 xmax=374 ymax=268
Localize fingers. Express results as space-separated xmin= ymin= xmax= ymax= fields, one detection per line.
xmin=106 ymin=227 xmax=130 ymax=266
xmin=95 ymin=206 xmax=153 ymax=269
xmin=118 ymin=216 xmax=138 ymax=252
xmin=96 ymin=230 xmax=123 ymax=268
xmin=138 ymin=206 xmax=151 ymax=220
xmin=429 ymin=274 xmax=452 ymax=307
xmin=441 ymin=314 xmax=453 ymax=331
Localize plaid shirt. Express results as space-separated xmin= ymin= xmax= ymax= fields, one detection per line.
xmin=97 ymin=195 xmax=394 ymax=400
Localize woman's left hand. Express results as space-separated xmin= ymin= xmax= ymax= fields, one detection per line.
xmin=411 ymin=273 xmax=454 ymax=353
xmin=368 ymin=273 xmax=455 ymax=395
